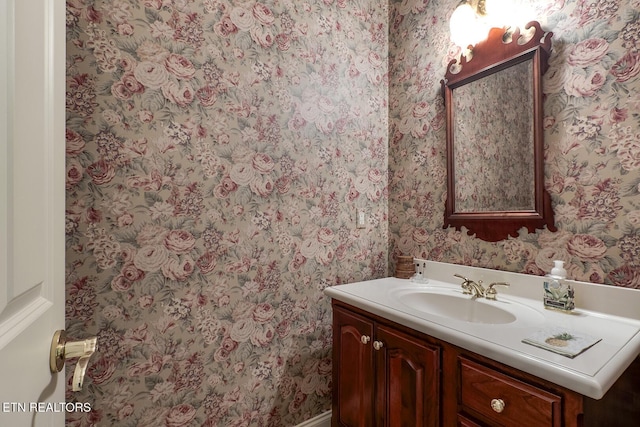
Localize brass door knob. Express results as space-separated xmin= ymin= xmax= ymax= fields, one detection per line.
xmin=50 ymin=330 xmax=97 ymax=391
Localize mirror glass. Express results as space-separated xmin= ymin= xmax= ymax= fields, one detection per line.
xmin=442 ymin=23 xmax=555 ymax=242
xmin=453 ymin=59 xmax=534 ymax=212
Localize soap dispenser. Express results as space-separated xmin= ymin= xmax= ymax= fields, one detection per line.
xmin=543 ymin=260 xmax=575 ymax=311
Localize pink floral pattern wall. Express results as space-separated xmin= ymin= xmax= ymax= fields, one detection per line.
xmin=389 ymin=0 xmax=640 ymax=288
xmin=65 ymin=0 xmax=388 ymax=425
xmin=65 ymin=0 xmax=640 ymax=425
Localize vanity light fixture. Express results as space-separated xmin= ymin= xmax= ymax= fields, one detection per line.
xmin=449 ymin=0 xmax=534 ymax=50
xmin=449 ymin=0 xmax=489 ymax=50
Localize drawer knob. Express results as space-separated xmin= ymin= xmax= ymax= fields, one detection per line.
xmin=491 ymin=398 xmax=505 ymax=413
xmin=373 ymin=341 xmax=384 ymax=350
xmin=361 ymin=335 xmax=371 ymax=344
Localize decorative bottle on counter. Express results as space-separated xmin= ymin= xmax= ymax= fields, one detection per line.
xmin=543 ymin=260 xmax=575 ymax=311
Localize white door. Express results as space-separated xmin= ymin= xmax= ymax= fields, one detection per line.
xmin=0 ymin=0 xmax=66 ymax=425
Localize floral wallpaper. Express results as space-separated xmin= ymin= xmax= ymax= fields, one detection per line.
xmin=390 ymin=0 xmax=640 ymax=288
xmin=65 ymin=0 xmax=640 ymax=425
xmin=65 ymin=0 xmax=388 ymax=425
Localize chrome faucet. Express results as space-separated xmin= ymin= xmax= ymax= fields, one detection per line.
xmin=454 ymin=274 xmax=486 ymax=298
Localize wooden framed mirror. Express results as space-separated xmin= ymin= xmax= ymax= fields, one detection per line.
xmin=442 ymin=21 xmax=555 ymax=242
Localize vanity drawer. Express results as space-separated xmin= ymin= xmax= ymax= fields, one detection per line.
xmin=459 ymin=357 xmax=562 ymax=427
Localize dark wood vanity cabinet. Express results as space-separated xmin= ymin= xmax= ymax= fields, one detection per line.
xmin=332 ymin=304 xmax=440 ymax=427
xmin=332 ymin=300 xmax=640 ymax=427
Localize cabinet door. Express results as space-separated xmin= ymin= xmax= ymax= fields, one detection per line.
xmin=333 ymin=306 xmax=375 ymax=427
xmin=375 ymin=324 xmax=440 ymax=427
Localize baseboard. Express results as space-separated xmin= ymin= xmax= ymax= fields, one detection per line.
xmin=295 ymin=410 xmax=331 ymax=427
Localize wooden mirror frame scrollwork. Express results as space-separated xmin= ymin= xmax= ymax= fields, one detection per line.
xmin=442 ymin=21 xmax=556 ymax=242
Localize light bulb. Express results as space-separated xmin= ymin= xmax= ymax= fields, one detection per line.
xmin=484 ymin=0 xmax=501 ymax=13
xmin=450 ymin=3 xmax=478 ymax=48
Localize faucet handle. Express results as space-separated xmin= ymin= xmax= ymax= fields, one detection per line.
xmin=454 ymin=274 xmax=473 ymax=294
xmin=485 ymin=282 xmax=510 ymax=300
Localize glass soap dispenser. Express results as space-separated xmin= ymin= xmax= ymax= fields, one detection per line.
xmin=543 ymin=260 xmax=575 ymax=311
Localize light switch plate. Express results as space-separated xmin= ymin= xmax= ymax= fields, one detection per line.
xmin=356 ymin=209 xmax=367 ymax=229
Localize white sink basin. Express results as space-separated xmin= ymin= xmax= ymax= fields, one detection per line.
xmin=397 ymin=291 xmax=515 ymax=324
xmin=392 ymin=287 xmax=545 ymax=326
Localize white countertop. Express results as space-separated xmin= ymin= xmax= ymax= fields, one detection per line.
xmin=324 ymin=260 xmax=640 ymax=399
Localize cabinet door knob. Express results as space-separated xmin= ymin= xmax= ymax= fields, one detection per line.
xmin=490 ymin=398 xmax=505 ymax=413
xmin=361 ymin=335 xmax=371 ymax=344
xmin=373 ymin=341 xmax=384 ymax=350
